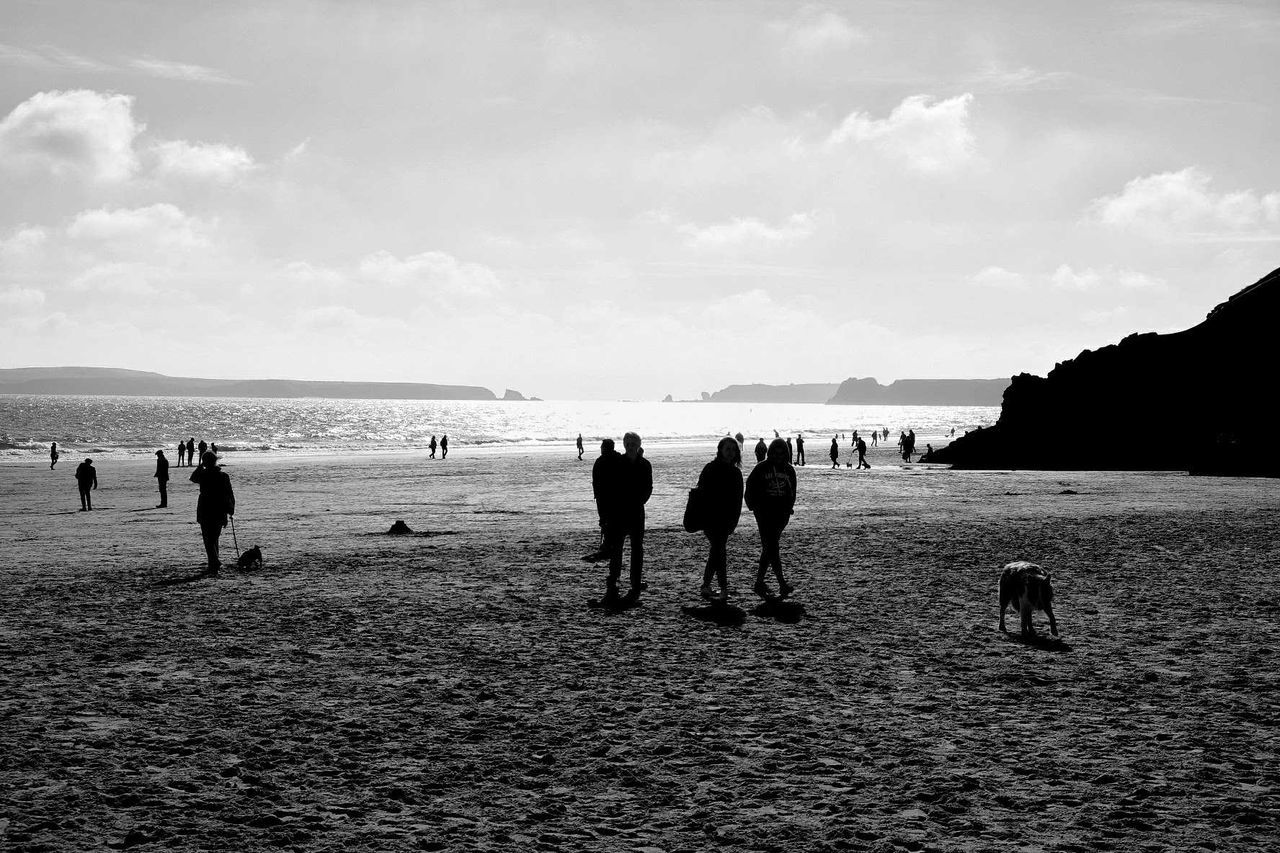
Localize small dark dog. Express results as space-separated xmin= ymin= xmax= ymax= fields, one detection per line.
xmin=236 ymin=545 xmax=263 ymax=570
xmin=999 ymin=561 xmax=1058 ymax=637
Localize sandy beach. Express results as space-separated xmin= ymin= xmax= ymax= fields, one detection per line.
xmin=2 ymin=444 xmax=1278 ymax=852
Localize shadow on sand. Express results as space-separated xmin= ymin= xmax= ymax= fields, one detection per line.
xmin=681 ymin=601 xmax=747 ymax=627
xmin=587 ymin=596 xmax=642 ymax=614
xmin=152 ymin=568 xmax=220 ymax=587
xmin=752 ymin=599 xmax=806 ymax=624
xmin=1001 ymin=632 xmax=1072 ymax=653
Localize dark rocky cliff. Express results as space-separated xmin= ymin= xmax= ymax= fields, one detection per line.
xmin=933 ymin=266 xmax=1280 ymax=475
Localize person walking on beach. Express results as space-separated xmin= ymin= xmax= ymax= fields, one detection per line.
xmin=154 ymin=449 xmax=170 ymax=508
xmin=440 ymin=435 xmax=449 ymax=459
xmin=829 ymin=435 xmax=840 ymax=469
xmin=856 ymin=435 xmax=870 ymax=469
xmin=429 ymin=435 xmax=437 ymax=458
xmin=74 ymin=458 xmax=97 ymax=511
xmin=754 ymin=437 xmax=767 ymax=463
xmin=696 ymin=437 xmax=744 ymax=601
xmin=795 ymin=434 xmax=806 ymax=466
xmin=190 ymin=451 xmax=234 ymax=574
xmin=186 ymin=438 xmax=195 ymax=466
xmin=577 ymin=433 xmax=584 ymax=461
xmin=50 ymin=442 xmax=59 ymax=470
xmin=745 ymin=438 xmax=796 ymax=600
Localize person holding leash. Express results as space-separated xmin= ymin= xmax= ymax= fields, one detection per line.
xmin=190 ymin=451 xmax=234 ymax=574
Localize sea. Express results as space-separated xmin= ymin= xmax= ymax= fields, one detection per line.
xmin=0 ymin=395 xmax=999 ymax=460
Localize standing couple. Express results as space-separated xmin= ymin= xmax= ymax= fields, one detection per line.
xmin=694 ymin=437 xmax=796 ymax=602
xmin=591 ymin=432 xmax=653 ymax=604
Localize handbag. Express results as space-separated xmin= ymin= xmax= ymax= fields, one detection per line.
xmin=682 ymin=486 xmax=706 ymax=533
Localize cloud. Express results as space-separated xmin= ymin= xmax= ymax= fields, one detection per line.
xmin=126 ymin=58 xmax=244 ymax=85
xmin=1088 ymin=167 xmax=1280 ymax=240
xmin=1050 ymin=265 xmax=1166 ymax=292
xmin=151 ymin=139 xmax=256 ymax=183
xmin=358 ymin=250 xmax=502 ymax=301
xmin=968 ymin=62 xmax=1075 ymax=92
xmin=0 ymin=285 xmax=45 ymax=309
xmin=0 ymin=42 xmax=111 ymax=72
xmin=775 ymin=8 xmax=865 ymax=56
xmin=968 ymin=266 xmax=1027 ymax=290
xmin=0 ymin=226 xmax=48 ymax=261
xmin=66 ymin=204 xmax=213 ymax=257
xmin=67 ymin=262 xmax=161 ymax=296
xmin=0 ymin=89 xmax=142 ymax=182
xmin=677 ymin=213 xmax=816 ymax=248
xmin=826 ymin=93 xmax=975 ymax=173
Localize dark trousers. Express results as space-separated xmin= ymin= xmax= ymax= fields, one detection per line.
xmin=754 ymin=512 xmax=789 ymax=583
xmin=702 ymin=528 xmax=730 ymax=589
xmin=200 ymin=521 xmax=223 ymax=570
xmin=78 ymin=486 xmax=92 ymax=510
xmin=604 ymin=510 xmax=645 ymax=592
xmin=157 ymin=481 xmax=168 ymax=507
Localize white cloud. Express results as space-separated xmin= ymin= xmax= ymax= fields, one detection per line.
xmin=968 ymin=62 xmax=1074 ymax=92
xmin=968 ymin=266 xmax=1027 ymax=290
xmin=0 ymin=43 xmax=111 ymax=72
xmin=1051 ymin=265 xmax=1166 ymax=291
xmin=0 ymin=285 xmax=45 ymax=309
xmin=127 ymin=58 xmax=244 ymax=85
xmin=66 ymin=204 xmax=213 ymax=256
xmin=0 ymin=89 xmax=142 ymax=182
xmin=826 ymin=93 xmax=975 ymax=173
xmin=677 ymin=213 xmax=815 ymax=249
xmin=0 ymin=226 xmax=48 ymax=261
xmin=358 ymin=250 xmax=502 ymax=300
xmin=776 ymin=8 xmax=865 ymax=56
xmin=67 ymin=262 xmax=161 ymax=296
xmin=151 ymin=139 xmax=256 ymax=183
xmin=1089 ymin=167 xmax=1280 ymax=240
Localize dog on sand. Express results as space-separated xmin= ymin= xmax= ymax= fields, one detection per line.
xmin=999 ymin=561 xmax=1058 ymax=637
xmin=236 ymin=545 xmax=263 ymax=571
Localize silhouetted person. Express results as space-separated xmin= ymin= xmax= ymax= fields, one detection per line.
xmin=577 ymin=433 xmax=584 ymax=461
xmin=697 ymin=437 xmax=744 ymax=601
xmin=596 ymin=432 xmax=652 ymax=603
xmin=176 ymin=440 xmax=186 ymax=467
xmin=191 ymin=451 xmax=234 ymax=574
xmin=154 ymin=449 xmax=169 ymax=508
xmin=440 ymin=434 xmax=448 ymax=459
xmin=746 ymin=438 xmax=796 ymax=600
xmin=734 ymin=431 xmax=745 ymax=449
xmin=882 ymin=427 xmax=889 ymax=441
xmin=50 ymin=442 xmax=58 ymax=470
xmin=871 ymin=431 xmax=878 ymax=448
xmin=186 ymin=438 xmax=195 ymax=466
xmin=829 ymin=436 xmax=840 ymax=468
xmin=75 ymin=458 xmax=97 ymax=511
xmin=856 ymin=436 xmax=870 ymax=469
xmin=785 ymin=436 xmax=794 ymax=464
xmin=899 ymin=431 xmax=908 ymax=461
xmin=754 ymin=437 xmax=767 ymax=463
xmin=211 ymin=442 xmax=219 ymax=456
xmin=198 ymin=440 xmax=208 ymax=460
xmin=907 ymin=429 xmax=916 ymax=462
xmin=921 ymin=442 xmax=934 ymax=461
xmin=429 ymin=435 xmax=437 ymax=458
xmin=795 ymin=433 xmax=805 ymax=466
xmin=592 ymin=438 xmax=622 ymax=564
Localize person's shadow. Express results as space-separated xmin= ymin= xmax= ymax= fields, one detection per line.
xmin=682 ymin=601 xmax=747 ymax=626
xmin=1001 ymin=632 xmax=1072 ymax=653
xmin=752 ymin=598 xmax=806 ymax=624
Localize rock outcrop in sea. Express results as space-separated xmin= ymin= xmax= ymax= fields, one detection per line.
xmin=934 ymin=266 xmax=1280 ymax=476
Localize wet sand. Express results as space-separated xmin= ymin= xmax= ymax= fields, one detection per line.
xmin=2 ymin=445 xmax=1279 ymax=851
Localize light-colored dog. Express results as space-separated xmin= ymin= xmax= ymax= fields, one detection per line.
xmin=999 ymin=561 xmax=1058 ymax=637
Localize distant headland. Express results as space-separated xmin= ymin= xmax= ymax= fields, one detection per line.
xmin=681 ymin=378 xmax=1009 ymax=406
xmin=0 ymin=367 xmax=526 ymax=401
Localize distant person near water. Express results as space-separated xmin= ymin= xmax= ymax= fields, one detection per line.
xmin=745 ymin=438 xmax=796 ymax=600
xmin=795 ymin=433 xmax=806 ymax=466
xmin=211 ymin=442 xmax=219 ymax=457
xmin=592 ymin=432 xmax=652 ymax=603
xmin=440 ymin=435 xmax=449 ymax=459
xmin=186 ymin=438 xmax=195 ymax=466
xmin=577 ymin=433 xmax=584 ymax=461
xmin=429 ymin=435 xmax=437 ymax=458
xmin=870 ymin=431 xmax=878 ymax=448
xmin=856 ymin=435 xmax=870 ymax=469
xmin=191 ymin=451 xmax=234 ymax=574
xmin=74 ymin=458 xmax=97 ymax=511
xmin=734 ymin=431 xmax=745 ymax=449
xmin=696 ymin=437 xmax=744 ymax=602
xmin=154 ymin=449 xmax=169 ymax=508
xmin=754 ymin=437 xmax=767 ymax=463
xmin=50 ymin=442 xmax=58 ymax=470
xmin=198 ymin=440 xmax=208 ymax=460
xmin=829 ymin=435 xmax=840 ymax=468
xmin=176 ymin=440 xmax=186 ymax=467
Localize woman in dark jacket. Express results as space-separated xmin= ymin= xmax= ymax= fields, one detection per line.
xmin=697 ymin=436 xmax=744 ymax=600
xmin=744 ymin=437 xmax=797 ymax=599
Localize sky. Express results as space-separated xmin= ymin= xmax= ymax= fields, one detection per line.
xmin=1 ymin=0 xmax=1278 ymax=400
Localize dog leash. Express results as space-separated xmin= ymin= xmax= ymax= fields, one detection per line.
xmin=229 ymin=515 xmax=241 ymax=560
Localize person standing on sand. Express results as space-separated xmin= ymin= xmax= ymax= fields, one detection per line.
xmin=176 ymin=440 xmax=185 ymax=467
xmin=75 ymin=458 xmax=97 ymax=511
xmin=440 ymin=434 xmax=449 ymax=459
xmin=50 ymin=442 xmax=59 ymax=470
xmin=577 ymin=433 xmax=584 ymax=461
xmin=697 ymin=437 xmax=744 ymax=601
xmin=198 ymin=439 xmax=208 ymax=460
xmin=856 ymin=435 xmax=870 ymax=469
xmin=596 ymin=432 xmax=652 ymax=603
xmin=745 ymin=438 xmax=796 ymax=600
xmin=191 ymin=451 xmax=234 ymax=574
xmin=795 ymin=433 xmax=805 ymax=466
xmin=154 ymin=449 xmax=170 ymax=508
xmin=829 ymin=435 xmax=840 ymax=469
xmin=754 ymin=437 xmax=767 ymax=463
xmin=591 ymin=438 xmax=623 ymax=563
xmin=429 ymin=435 xmax=437 ymax=458
xmin=186 ymin=438 xmax=195 ymax=466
